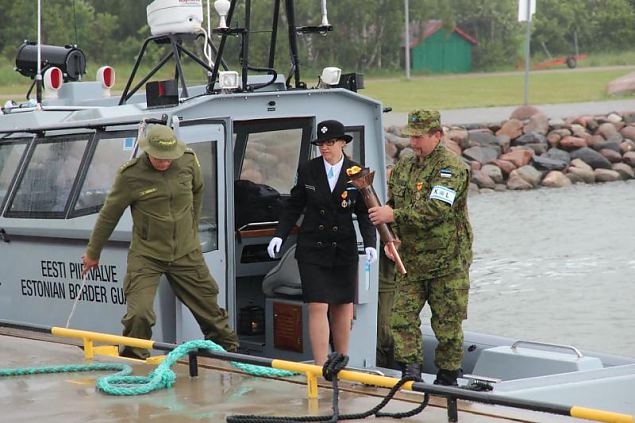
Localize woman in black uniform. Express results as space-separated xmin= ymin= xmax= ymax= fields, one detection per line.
xmin=267 ymin=120 xmax=377 ymax=365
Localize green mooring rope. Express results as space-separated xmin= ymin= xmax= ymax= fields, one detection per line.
xmin=1 ymin=339 xmax=297 ymax=396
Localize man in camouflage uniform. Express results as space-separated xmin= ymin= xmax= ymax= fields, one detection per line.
xmin=82 ymin=124 xmax=239 ymax=359
xmin=376 ymin=247 xmax=397 ymax=368
xmin=369 ymin=110 xmax=473 ymax=385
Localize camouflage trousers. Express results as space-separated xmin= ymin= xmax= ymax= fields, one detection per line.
xmin=376 ymin=247 xmax=396 ymax=367
xmin=390 ymin=269 xmax=469 ymax=371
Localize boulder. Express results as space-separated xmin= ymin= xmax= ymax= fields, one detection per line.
xmin=463 ymin=146 xmax=500 ymax=165
xmin=597 ymin=122 xmax=619 ymax=139
xmin=443 ymin=139 xmax=462 ymax=157
xmin=620 ymin=140 xmax=635 ymax=154
xmin=448 ymin=128 xmax=470 ymax=149
xmin=546 ymin=132 xmax=562 ymax=148
xmin=599 ymin=148 xmax=622 ymax=163
xmin=468 ymin=129 xmax=498 ymax=147
xmin=570 ymin=147 xmax=612 ymax=169
xmin=549 ymin=118 xmax=566 ymax=128
xmin=612 ymin=163 xmax=635 ymax=179
xmin=559 ymin=136 xmax=587 ymax=150
xmin=471 ymin=169 xmax=496 ymax=189
xmin=385 ymin=132 xmax=411 ymax=149
xmin=515 ymin=165 xmax=542 ymax=187
xmin=570 ymin=158 xmax=593 ymax=171
xmin=514 ymin=132 xmax=547 ymax=147
xmin=510 ymin=105 xmax=541 ymax=120
xmin=623 ymin=151 xmax=635 ymax=167
xmin=468 ymin=182 xmax=480 ymax=196
xmin=532 ymin=155 xmax=568 ymax=171
xmin=620 ymin=125 xmax=635 ymax=141
xmin=593 ymin=168 xmax=621 ymax=182
xmin=541 ymin=171 xmax=572 ymax=188
xmin=481 ymin=164 xmax=504 ymax=184
xmin=490 ymin=159 xmax=517 ymax=175
xmin=496 ymin=119 xmax=524 ymax=139
xmin=496 ymin=134 xmax=511 ymax=153
xmin=524 ymin=113 xmax=550 ymax=135
xmin=542 ymin=147 xmax=571 ymax=164
xmin=499 ymin=149 xmax=534 ymax=167
xmin=507 ymin=172 xmax=533 ymax=190
xmin=567 ymin=166 xmax=595 ymax=184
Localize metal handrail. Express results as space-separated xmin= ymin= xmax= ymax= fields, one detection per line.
xmin=511 ymin=340 xmax=583 ymax=358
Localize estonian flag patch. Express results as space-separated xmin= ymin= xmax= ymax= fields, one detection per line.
xmin=439 ymin=168 xmax=453 ymax=178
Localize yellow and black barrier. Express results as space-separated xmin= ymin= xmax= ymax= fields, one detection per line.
xmin=1 ymin=319 xmax=633 ymax=423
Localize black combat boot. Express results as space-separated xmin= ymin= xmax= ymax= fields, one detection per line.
xmin=401 ymin=363 xmax=423 ymax=382
xmin=434 ymin=368 xmax=460 ymax=386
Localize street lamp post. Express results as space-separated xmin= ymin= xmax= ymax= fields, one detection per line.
xmin=404 ymin=0 xmax=410 ymax=80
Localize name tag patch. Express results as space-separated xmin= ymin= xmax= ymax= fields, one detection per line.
xmin=430 ymin=185 xmax=456 ymax=205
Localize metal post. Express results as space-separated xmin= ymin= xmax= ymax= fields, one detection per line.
xmin=36 ymin=0 xmax=42 ymax=105
xmin=404 ymin=0 xmax=411 ymax=80
xmin=523 ymin=0 xmax=532 ymax=105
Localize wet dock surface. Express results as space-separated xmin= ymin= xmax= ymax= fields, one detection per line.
xmin=0 ymin=333 xmax=584 ymax=422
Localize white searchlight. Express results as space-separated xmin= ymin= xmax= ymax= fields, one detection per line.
xmin=320 ymin=67 xmax=341 ymax=86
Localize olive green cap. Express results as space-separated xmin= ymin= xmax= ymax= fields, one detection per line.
xmin=139 ymin=124 xmax=186 ymax=160
xmin=401 ymin=109 xmax=441 ymax=136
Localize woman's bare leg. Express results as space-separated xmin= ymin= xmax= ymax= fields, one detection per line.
xmin=308 ymin=302 xmax=330 ymax=365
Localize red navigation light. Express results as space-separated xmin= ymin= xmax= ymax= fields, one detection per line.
xmin=44 ymin=67 xmax=63 ymax=91
xmin=97 ymin=66 xmax=115 ymax=89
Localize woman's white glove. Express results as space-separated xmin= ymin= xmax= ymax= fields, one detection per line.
xmin=365 ymin=247 xmax=378 ymax=264
xmin=267 ymin=237 xmax=283 ymax=258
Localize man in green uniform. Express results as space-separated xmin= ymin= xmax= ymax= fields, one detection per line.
xmin=82 ymin=124 xmax=239 ymax=359
xmin=369 ymin=110 xmax=473 ymax=385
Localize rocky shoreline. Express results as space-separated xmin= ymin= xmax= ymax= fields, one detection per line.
xmin=384 ymin=105 xmax=635 ymax=194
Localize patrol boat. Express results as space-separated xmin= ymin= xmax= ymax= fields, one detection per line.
xmin=1 ymin=1 xmax=634 ymax=422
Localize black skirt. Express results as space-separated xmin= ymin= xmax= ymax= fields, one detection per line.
xmin=298 ymin=261 xmax=358 ymax=304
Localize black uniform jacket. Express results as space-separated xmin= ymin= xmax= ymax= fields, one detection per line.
xmin=274 ymin=157 xmax=377 ymax=267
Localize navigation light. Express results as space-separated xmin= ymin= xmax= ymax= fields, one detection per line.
xmin=214 ymin=0 xmax=231 ymax=29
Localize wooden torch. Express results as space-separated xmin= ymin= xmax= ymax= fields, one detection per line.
xmin=347 ymin=166 xmax=407 ymax=274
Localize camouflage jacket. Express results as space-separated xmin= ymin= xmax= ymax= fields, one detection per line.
xmin=86 ymin=151 xmax=203 ymax=262
xmin=388 ymin=142 xmax=473 ymax=278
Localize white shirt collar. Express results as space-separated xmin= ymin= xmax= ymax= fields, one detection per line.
xmin=323 ymin=155 xmax=344 ymax=191
xmin=323 ymin=155 xmax=344 ymax=177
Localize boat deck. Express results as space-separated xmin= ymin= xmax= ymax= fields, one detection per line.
xmin=0 ymin=332 xmax=588 ymax=422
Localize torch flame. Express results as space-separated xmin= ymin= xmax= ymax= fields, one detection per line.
xmin=346 ymin=166 xmax=362 ymax=176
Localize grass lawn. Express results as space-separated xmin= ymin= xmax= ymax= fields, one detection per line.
xmin=1 ymin=65 xmax=634 ymax=111
xmin=363 ymin=68 xmax=635 ymax=111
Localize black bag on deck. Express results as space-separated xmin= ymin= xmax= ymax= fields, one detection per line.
xmin=235 ymin=179 xmax=284 ymax=229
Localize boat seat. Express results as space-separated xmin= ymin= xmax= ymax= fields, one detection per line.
xmin=262 ymin=245 xmax=302 ymax=297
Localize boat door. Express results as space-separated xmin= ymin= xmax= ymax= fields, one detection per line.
xmin=172 ymin=118 xmax=234 ymax=343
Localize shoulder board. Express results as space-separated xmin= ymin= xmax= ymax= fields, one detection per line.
xmin=184 ymin=148 xmax=200 ymax=167
xmin=118 ymin=158 xmax=139 ymax=173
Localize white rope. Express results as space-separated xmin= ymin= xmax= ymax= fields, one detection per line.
xmin=65 ymin=272 xmax=89 ymax=328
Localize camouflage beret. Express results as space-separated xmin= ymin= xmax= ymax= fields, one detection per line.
xmin=401 ymin=110 xmax=441 ymax=136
